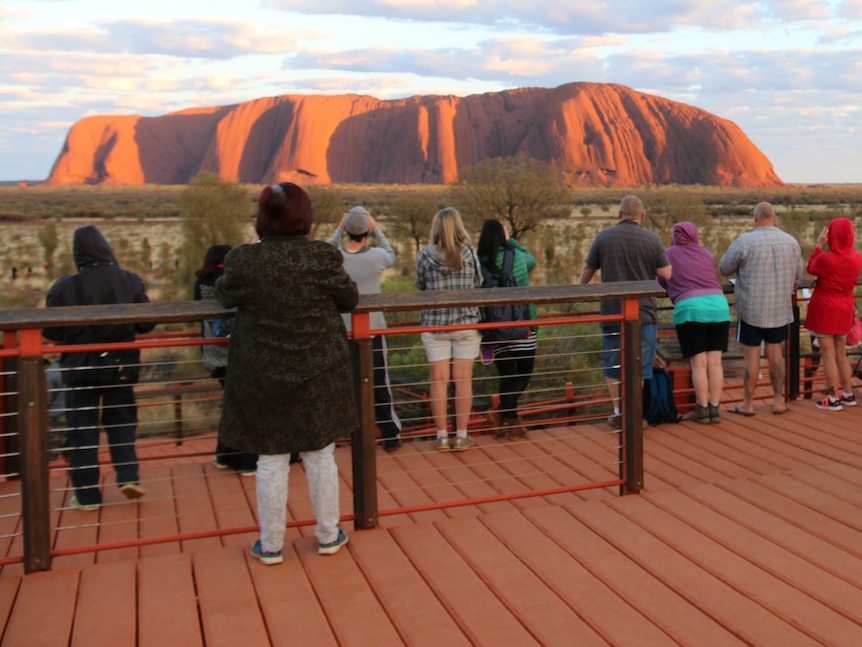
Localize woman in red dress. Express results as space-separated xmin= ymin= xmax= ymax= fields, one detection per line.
xmin=805 ymin=218 xmax=862 ymax=411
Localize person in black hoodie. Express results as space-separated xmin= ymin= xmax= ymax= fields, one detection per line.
xmin=44 ymin=225 xmax=155 ymax=511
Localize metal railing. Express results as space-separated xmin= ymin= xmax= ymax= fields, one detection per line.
xmin=0 ymin=281 xmax=661 ymax=572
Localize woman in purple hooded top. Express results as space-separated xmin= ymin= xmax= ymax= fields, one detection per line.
xmin=658 ymin=222 xmax=731 ymax=424
xmin=805 ymin=218 xmax=862 ymax=411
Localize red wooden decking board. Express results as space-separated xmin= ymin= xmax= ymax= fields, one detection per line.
xmin=71 ymin=560 xmax=136 ymax=647
xmin=512 ymin=506 xmax=742 ymax=647
xmin=643 ymin=488 xmax=862 ymax=627
xmin=137 ymin=553 xmax=203 ymax=647
xmin=650 ymin=422 xmax=783 ymax=476
xmin=136 ymin=466 xmax=180 ymax=558
xmin=246 ymin=542 xmax=339 ymax=647
xmin=347 ymin=527 xmax=472 ymax=647
xmin=605 ymin=495 xmax=862 ymax=645
xmin=171 ymin=463 xmax=222 ymax=553
xmin=1 ymin=569 xmax=78 ymax=647
xmin=434 ymin=515 xmax=612 ymax=647
xmin=193 ymin=548 xmax=271 ymax=647
xmin=296 ymin=536 xmax=404 ymax=646
xmin=719 ymin=478 xmax=862 ymax=561
xmin=791 ymin=464 xmax=862 ymax=507
xmin=658 ymin=420 xmax=807 ymax=473
xmin=502 ymin=430 xmax=614 ymax=503
xmin=203 ymin=467 xmax=257 ymax=549
xmin=5 ymin=409 xmax=862 ymax=644
xmin=646 ymin=426 xmax=754 ymax=480
xmin=0 ymin=577 xmax=20 ymax=641
xmin=752 ymin=472 xmax=862 ymax=535
xmin=389 ymin=522 xmax=540 ymax=646
xmin=93 ymin=482 xmax=140 ymax=564
xmin=679 ymin=483 xmax=862 ymax=590
xmin=392 ymin=441 xmax=486 ymax=518
xmin=564 ymin=500 xmax=821 ymax=646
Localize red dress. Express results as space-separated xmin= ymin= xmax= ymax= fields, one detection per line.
xmin=805 ymin=246 xmax=862 ymax=335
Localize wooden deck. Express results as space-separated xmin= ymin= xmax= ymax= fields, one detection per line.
xmin=3 ymin=399 xmax=862 ymax=646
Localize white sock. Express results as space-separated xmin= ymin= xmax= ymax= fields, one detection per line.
xmin=613 ymin=407 xmax=620 ymax=415
xmin=843 ymin=391 xmax=853 ymax=398
xmin=455 ymin=429 xmax=468 ymax=439
xmin=436 ymin=429 xmax=448 ymax=439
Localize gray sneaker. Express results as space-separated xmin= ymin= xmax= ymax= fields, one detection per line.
xmin=318 ymin=528 xmax=349 ymax=555
xmin=607 ymin=413 xmax=622 ymax=430
xmin=452 ymin=435 xmax=475 ymax=451
xmin=435 ymin=436 xmax=450 ymax=451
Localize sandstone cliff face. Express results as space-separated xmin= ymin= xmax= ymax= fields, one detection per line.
xmin=45 ymin=83 xmax=782 ymax=187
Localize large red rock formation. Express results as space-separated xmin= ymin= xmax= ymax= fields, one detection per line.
xmin=45 ymin=82 xmax=782 ymax=187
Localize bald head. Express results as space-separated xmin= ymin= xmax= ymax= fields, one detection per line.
xmin=619 ymin=195 xmax=645 ymax=222
xmin=753 ymin=201 xmax=777 ymax=227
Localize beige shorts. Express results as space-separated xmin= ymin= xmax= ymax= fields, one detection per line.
xmin=421 ymin=330 xmax=481 ymax=362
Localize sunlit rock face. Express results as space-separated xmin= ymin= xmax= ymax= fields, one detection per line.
xmin=46 ymin=82 xmax=782 ymax=187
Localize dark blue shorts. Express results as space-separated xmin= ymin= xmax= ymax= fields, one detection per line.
xmin=737 ymin=319 xmax=788 ymax=346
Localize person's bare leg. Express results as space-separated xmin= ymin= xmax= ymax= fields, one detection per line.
xmin=834 ymin=336 xmax=854 ymax=394
xmin=817 ymin=336 xmax=838 ymax=397
xmin=739 ymin=344 xmax=760 ymax=412
xmin=428 ymin=360 xmax=451 ymax=431
xmin=451 ymin=358 xmax=475 ymax=432
xmin=764 ymin=341 xmax=786 ymax=412
xmin=706 ymin=350 xmax=725 ymax=405
xmin=689 ymin=352 xmax=708 ymax=406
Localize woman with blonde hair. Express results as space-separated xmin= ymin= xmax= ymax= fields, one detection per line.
xmin=415 ymin=207 xmax=482 ymax=451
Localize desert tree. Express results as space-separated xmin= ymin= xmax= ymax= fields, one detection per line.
xmin=450 ymin=153 xmax=572 ymax=240
xmin=38 ymin=221 xmax=58 ymax=278
xmin=388 ymin=194 xmax=439 ymax=254
xmin=306 ymin=185 xmax=344 ymax=239
xmin=176 ymin=173 xmax=252 ymax=296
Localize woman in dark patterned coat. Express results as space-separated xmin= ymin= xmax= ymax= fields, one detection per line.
xmin=215 ymin=182 xmax=359 ymax=564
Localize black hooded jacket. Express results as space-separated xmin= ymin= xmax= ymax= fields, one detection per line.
xmin=44 ymin=225 xmax=155 ymax=369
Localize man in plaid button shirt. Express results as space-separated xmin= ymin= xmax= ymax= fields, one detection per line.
xmin=720 ymin=202 xmax=802 ymax=415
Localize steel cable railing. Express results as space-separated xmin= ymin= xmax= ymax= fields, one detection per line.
xmin=0 ymin=282 xmax=659 ymax=572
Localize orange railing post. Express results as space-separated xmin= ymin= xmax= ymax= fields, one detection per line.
xmin=349 ymin=312 xmax=378 ymax=529
xmin=621 ymin=297 xmax=644 ymax=494
xmin=17 ymin=328 xmax=51 ymax=572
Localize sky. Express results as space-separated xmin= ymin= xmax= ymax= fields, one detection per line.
xmin=1 ymin=0 xmax=861 ymax=184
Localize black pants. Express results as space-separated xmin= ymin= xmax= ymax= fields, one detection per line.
xmin=495 ymin=348 xmax=535 ymax=420
xmin=65 ymin=385 xmax=140 ymax=505
xmin=373 ymin=336 xmax=402 ymax=440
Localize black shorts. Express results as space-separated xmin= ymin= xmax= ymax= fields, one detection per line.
xmin=675 ymin=321 xmax=730 ymax=358
xmin=737 ymin=319 xmax=789 ymax=346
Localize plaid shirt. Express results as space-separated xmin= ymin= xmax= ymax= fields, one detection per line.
xmin=719 ymin=226 xmax=802 ymax=328
xmin=415 ymin=244 xmax=481 ymax=328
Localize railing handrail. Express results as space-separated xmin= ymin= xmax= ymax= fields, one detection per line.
xmin=0 ymin=281 xmax=665 ymax=330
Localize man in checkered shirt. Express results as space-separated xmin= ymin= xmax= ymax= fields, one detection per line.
xmin=720 ymin=202 xmax=802 ymax=415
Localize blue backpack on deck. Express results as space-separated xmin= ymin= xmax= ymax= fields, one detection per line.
xmin=642 ymin=366 xmax=680 ymax=425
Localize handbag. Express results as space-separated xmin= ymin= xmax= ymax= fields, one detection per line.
xmin=847 ymin=313 xmax=862 ymax=347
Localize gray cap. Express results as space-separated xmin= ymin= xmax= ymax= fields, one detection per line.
xmin=344 ymin=206 xmax=370 ymax=235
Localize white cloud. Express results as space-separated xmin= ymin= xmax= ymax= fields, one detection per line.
xmin=7 ymin=19 xmax=326 ymax=59
xmin=266 ymin=0 xmax=775 ymax=33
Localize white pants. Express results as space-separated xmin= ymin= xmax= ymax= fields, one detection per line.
xmin=256 ymin=443 xmax=340 ymax=553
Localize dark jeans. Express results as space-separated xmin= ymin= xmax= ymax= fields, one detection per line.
xmin=373 ymin=336 xmax=402 ymax=440
xmin=495 ymin=348 xmax=535 ymax=419
xmin=65 ymin=385 xmax=140 ymax=505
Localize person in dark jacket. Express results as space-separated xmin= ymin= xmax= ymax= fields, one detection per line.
xmin=193 ymin=244 xmax=258 ymax=474
xmin=44 ymin=225 xmax=154 ymax=511
xmin=477 ymin=219 xmax=537 ymax=438
xmin=216 ymin=182 xmax=359 ymax=565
